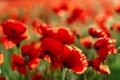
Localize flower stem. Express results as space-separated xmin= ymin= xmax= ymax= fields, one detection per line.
xmin=62 ymin=68 xmax=67 ymax=80
xmin=24 ymin=66 xmax=30 ymax=80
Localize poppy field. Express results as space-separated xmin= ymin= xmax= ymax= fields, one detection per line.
xmin=0 ymin=0 xmax=120 ymax=80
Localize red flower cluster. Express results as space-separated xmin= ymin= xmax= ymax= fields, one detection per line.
xmin=11 ymin=43 xmax=40 ymax=75
xmin=89 ymin=37 xmax=117 ymax=74
xmin=1 ymin=19 xmax=29 ymax=49
xmin=39 ymin=23 xmax=88 ymax=74
xmin=88 ymin=19 xmax=117 ymax=74
xmin=38 ymin=23 xmax=75 ymax=45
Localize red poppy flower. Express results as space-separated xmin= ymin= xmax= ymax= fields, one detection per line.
xmin=94 ymin=38 xmax=116 ymax=50
xmin=94 ymin=38 xmax=116 ymax=57
xmin=21 ymin=43 xmax=40 ymax=60
xmin=11 ymin=43 xmax=40 ymax=75
xmin=31 ymin=72 xmax=42 ymax=80
xmin=1 ymin=19 xmax=29 ymax=49
xmin=11 ymin=54 xmax=27 ymax=75
xmin=40 ymin=37 xmax=66 ymax=68
xmin=21 ymin=43 xmax=40 ymax=70
xmin=80 ymin=37 xmax=93 ymax=48
xmin=96 ymin=45 xmax=117 ymax=58
xmin=40 ymin=37 xmax=65 ymax=68
xmin=96 ymin=47 xmax=110 ymax=58
xmin=88 ymin=27 xmax=108 ymax=38
xmin=0 ymin=76 xmax=6 ymax=80
xmin=62 ymin=45 xmax=88 ymax=74
xmin=40 ymin=37 xmax=64 ymax=56
xmin=48 ymin=27 xmax=75 ymax=45
xmin=38 ymin=24 xmax=75 ymax=45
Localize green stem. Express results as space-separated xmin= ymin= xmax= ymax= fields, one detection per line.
xmin=62 ymin=68 xmax=67 ymax=80
xmin=24 ymin=66 xmax=30 ymax=80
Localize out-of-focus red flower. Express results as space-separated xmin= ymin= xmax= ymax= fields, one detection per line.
xmin=0 ymin=76 xmax=6 ymax=80
xmin=11 ymin=43 xmax=40 ymax=75
xmin=1 ymin=19 xmax=29 ymax=49
xmin=112 ymin=23 xmax=120 ymax=32
xmin=11 ymin=54 xmax=27 ymax=75
xmin=88 ymin=27 xmax=108 ymax=38
xmin=80 ymin=37 xmax=93 ymax=48
xmin=21 ymin=43 xmax=40 ymax=60
xmin=19 ymin=15 xmax=30 ymax=23
xmin=53 ymin=2 xmax=74 ymax=17
xmin=95 ymin=11 xmax=111 ymax=37
xmin=0 ymin=52 xmax=4 ymax=64
xmin=31 ymin=18 xmax=43 ymax=33
xmin=31 ymin=72 xmax=43 ymax=80
xmin=9 ymin=9 xmax=19 ymax=20
xmin=62 ymin=45 xmax=88 ymax=74
xmin=95 ymin=11 xmax=111 ymax=25
xmin=67 ymin=7 xmax=88 ymax=24
xmin=38 ymin=23 xmax=75 ymax=45
xmin=115 ymin=4 xmax=120 ymax=13
xmin=21 ymin=43 xmax=40 ymax=70
xmin=94 ymin=38 xmax=116 ymax=57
